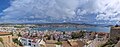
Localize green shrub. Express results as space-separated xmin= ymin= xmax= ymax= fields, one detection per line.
xmin=12 ymin=38 xmax=23 ymax=46
xmin=55 ymin=42 xmax=62 ymax=45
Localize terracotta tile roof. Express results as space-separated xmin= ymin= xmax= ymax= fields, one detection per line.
xmin=46 ymin=40 xmax=57 ymax=44
xmin=76 ymin=40 xmax=85 ymax=47
xmin=68 ymin=40 xmax=85 ymax=47
xmin=46 ymin=40 xmax=57 ymax=47
xmin=69 ymin=41 xmax=78 ymax=47
xmin=0 ymin=32 xmax=11 ymax=35
xmin=46 ymin=44 xmax=56 ymax=47
xmin=62 ymin=41 xmax=71 ymax=47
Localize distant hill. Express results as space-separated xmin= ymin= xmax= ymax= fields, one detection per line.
xmin=0 ymin=22 xmax=113 ymax=27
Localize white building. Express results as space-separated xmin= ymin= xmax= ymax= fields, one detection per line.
xmin=0 ymin=27 xmax=14 ymax=32
xmin=19 ymin=37 xmax=46 ymax=47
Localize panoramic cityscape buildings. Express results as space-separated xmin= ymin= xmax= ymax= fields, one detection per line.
xmin=0 ymin=0 xmax=120 ymax=47
xmin=0 ymin=24 xmax=119 ymax=47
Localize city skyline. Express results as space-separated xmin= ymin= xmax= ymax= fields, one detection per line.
xmin=0 ymin=0 xmax=120 ymax=25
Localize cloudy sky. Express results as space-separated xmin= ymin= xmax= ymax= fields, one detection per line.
xmin=0 ymin=0 xmax=120 ymax=25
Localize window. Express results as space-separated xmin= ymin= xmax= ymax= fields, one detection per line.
xmin=34 ymin=45 xmax=35 ymax=47
xmin=28 ymin=40 xmax=31 ymax=42
xmin=21 ymin=39 xmax=26 ymax=41
xmin=24 ymin=43 xmax=26 ymax=45
xmin=28 ymin=43 xmax=31 ymax=46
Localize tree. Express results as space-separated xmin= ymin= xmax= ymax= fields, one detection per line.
xmin=17 ymin=32 xmax=22 ymax=37
xmin=0 ymin=37 xmax=5 ymax=47
xmin=71 ymin=31 xmax=85 ymax=39
xmin=10 ymin=32 xmax=14 ymax=36
xmin=55 ymin=41 xmax=62 ymax=45
xmin=71 ymin=32 xmax=80 ymax=39
xmin=63 ymin=32 xmax=65 ymax=35
xmin=0 ymin=38 xmax=3 ymax=43
xmin=44 ymin=34 xmax=51 ymax=40
xmin=12 ymin=38 xmax=23 ymax=46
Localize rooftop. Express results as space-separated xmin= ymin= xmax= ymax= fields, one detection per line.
xmin=111 ymin=27 xmax=120 ymax=30
xmin=115 ymin=40 xmax=120 ymax=47
xmin=0 ymin=32 xmax=11 ymax=36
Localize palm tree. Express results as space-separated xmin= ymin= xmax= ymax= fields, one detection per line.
xmin=0 ymin=37 xmax=5 ymax=47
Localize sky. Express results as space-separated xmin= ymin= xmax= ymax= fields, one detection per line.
xmin=0 ymin=0 xmax=120 ymax=25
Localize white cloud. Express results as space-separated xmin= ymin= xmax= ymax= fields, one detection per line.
xmin=75 ymin=0 xmax=120 ymax=24
xmin=95 ymin=0 xmax=120 ymax=21
xmin=1 ymin=0 xmax=120 ymax=24
xmin=1 ymin=0 xmax=79 ymax=23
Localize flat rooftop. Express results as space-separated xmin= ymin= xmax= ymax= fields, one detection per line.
xmin=111 ymin=26 xmax=120 ymax=29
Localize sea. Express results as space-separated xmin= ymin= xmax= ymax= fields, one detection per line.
xmin=31 ymin=26 xmax=110 ymax=32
